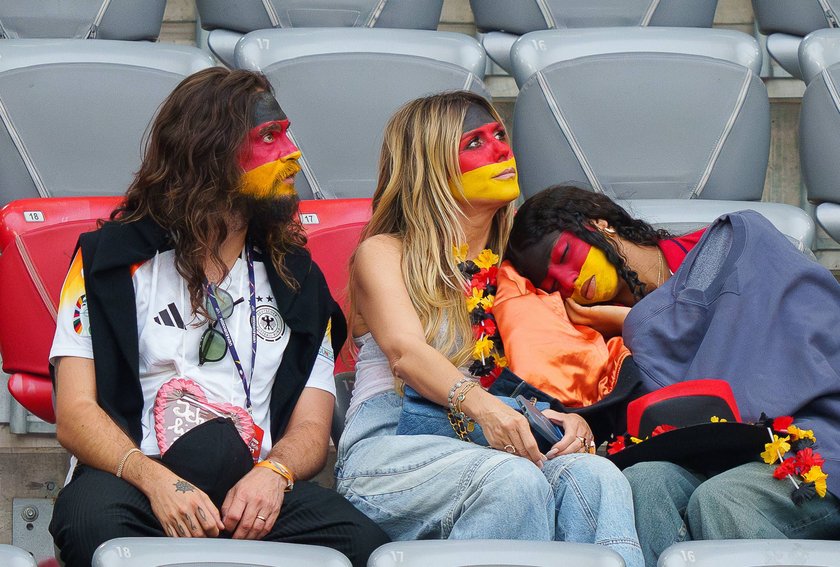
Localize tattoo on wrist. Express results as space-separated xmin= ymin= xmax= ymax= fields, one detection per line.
xmin=174 ymin=480 xmax=195 ymax=493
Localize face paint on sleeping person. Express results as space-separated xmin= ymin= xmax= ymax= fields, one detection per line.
xmin=541 ymin=231 xmax=621 ymax=305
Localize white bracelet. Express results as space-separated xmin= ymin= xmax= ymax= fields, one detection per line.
xmin=115 ymin=448 xmax=143 ymax=478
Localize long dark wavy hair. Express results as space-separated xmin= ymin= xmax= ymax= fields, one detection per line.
xmin=506 ymin=185 xmax=673 ymax=302
xmin=111 ymin=67 xmax=306 ymax=315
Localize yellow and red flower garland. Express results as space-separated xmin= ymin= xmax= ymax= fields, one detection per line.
xmin=454 ymin=245 xmax=507 ymax=387
xmin=760 ymin=415 xmax=828 ymax=504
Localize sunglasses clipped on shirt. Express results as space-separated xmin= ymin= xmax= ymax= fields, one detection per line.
xmin=198 ymin=285 xmax=245 ymax=365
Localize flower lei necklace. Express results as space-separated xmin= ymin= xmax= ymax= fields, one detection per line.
xmin=759 ymin=414 xmax=828 ymax=504
xmin=453 ymin=244 xmax=507 ymax=387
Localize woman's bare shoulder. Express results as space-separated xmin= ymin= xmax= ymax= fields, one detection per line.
xmin=355 ymin=233 xmax=403 ymax=262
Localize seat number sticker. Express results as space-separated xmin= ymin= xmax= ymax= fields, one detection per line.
xmin=23 ymin=211 xmax=45 ymax=222
xmin=299 ymin=213 xmax=320 ymax=225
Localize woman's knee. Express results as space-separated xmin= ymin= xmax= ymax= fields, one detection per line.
xmin=480 ymin=456 xmax=553 ymax=507
xmin=552 ymin=455 xmax=633 ymax=502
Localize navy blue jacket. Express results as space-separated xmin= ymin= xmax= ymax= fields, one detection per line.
xmin=626 ymin=211 xmax=840 ymax=496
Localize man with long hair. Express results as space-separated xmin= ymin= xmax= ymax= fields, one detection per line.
xmin=47 ymin=67 xmax=388 ymax=567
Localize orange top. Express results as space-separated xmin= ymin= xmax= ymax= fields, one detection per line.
xmin=494 ymin=261 xmax=629 ymax=407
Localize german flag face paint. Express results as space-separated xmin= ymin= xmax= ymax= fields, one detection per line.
xmin=457 ymin=104 xmax=519 ymax=203
xmin=238 ymin=93 xmax=301 ymax=199
xmin=541 ymin=231 xmax=620 ymax=305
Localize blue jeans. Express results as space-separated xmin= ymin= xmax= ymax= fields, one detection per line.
xmin=336 ymin=392 xmax=643 ymax=567
xmin=625 ymin=461 xmax=840 ymax=567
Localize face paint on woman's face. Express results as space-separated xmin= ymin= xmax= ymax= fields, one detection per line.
xmin=541 ymin=231 xmax=620 ymax=305
xmin=456 ymin=104 xmax=519 ymax=203
xmin=238 ymin=93 xmax=302 ymax=199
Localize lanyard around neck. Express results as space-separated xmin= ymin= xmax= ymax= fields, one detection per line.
xmin=205 ymin=243 xmax=258 ymax=411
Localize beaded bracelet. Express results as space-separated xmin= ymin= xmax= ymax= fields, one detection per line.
xmin=447 ymin=378 xmax=470 ymax=412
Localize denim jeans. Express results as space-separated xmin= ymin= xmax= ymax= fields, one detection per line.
xmin=625 ymin=461 xmax=840 ymax=567
xmin=336 ymin=392 xmax=643 ymax=567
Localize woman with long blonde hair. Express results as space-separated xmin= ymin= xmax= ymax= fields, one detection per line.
xmin=334 ymin=91 xmax=642 ymax=566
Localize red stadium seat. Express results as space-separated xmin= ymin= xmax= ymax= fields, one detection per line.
xmin=298 ymin=198 xmax=372 ymax=234
xmin=0 ymin=196 xmax=121 ymax=251
xmin=1 ymin=197 xmax=119 ymax=423
xmin=301 ymin=198 xmax=372 ymax=373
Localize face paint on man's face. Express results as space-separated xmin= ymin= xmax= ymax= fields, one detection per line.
xmin=456 ymin=104 xmax=519 ymax=203
xmin=541 ymin=231 xmax=620 ymax=305
xmin=238 ymin=92 xmax=301 ymax=199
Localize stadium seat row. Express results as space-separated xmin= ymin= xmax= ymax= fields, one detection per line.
xmin=1 ymin=0 xmax=835 ymax=80
xmin=3 ymin=536 xmax=840 ymax=566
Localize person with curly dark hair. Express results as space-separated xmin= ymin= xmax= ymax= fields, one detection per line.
xmin=47 ymin=67 xmax=388 ymax=567
xmin=505 ymin=185 xmax=703 ymax=338
xmin=504 ymin=184 xmax=840 ymax=567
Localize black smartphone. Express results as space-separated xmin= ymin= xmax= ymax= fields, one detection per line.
xmin=515 ymin=395 xmax=564 ymax=452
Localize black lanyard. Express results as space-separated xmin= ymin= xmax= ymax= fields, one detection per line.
xmin=205 ymin=244 xmax=258 ymax=411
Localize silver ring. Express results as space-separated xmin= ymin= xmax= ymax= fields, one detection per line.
xmin=256 ymin=515 xmax=267 ymax=522
xmin=503 ymin=444 xmax=516 ymax=454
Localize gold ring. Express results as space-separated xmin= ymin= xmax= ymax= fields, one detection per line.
xmin=503 ymin=444 xmax=516 ymax=454
xmin=256 ymin=515 xmax=267 ymax=522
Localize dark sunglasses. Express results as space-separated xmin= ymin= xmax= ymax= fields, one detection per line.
xmin=198 ymin=286 xmax=244 ymax=366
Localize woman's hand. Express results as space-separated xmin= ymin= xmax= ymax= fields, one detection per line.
xmin=564 ymin=299 xmax=630 ymax=337
xmin=470 ymin=393 xmax=545 ymax=467
xmin=541 ymin=410 xmax=595 ymax=458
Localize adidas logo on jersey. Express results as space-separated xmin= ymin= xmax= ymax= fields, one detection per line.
xmin=154 ymin=303 xmax=186 ymax=329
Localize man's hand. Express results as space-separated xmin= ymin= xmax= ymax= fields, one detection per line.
xmin=144 ymin=471 xmax=224 ymax=538
xmin=221 ymin=466 xmax=288 ymax=539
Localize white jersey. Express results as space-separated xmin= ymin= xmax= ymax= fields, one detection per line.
xmin=50 ymin=247 xmax=336 ymax=460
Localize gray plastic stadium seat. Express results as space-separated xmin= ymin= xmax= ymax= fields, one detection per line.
xmin=235 ymin=28 xmax=488 ymax=199
xmin=469 ymin=0 xmax=718 ymax=73
xmin=659 ymin=539 xmax=840 ymax=566
xmin=93 ymin=538 xmax=352 ymax=567
xmin=799 ymin=29 xmax=840 ymax=245
xmin=0 ymin=40 xmax=215 ymax=206
xmin=619 ymin=199 xmax=816 ymax=252
xmin=196 ymin=0 xmax=444 ymax=68
xmin=752 ymin=0 xmax=840 ymax=79
xmin=368 ymin=540 xmax=625 ymax=567
xmin=508 ymin=28 xmax=814 ymax=248
xmin=0 ymin=0 xmax=166 ymax=40
xmin=0 ymin=545 xmax=37 ymax=567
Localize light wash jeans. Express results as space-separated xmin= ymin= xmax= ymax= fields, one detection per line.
xmin=336 ymin=392 xmax=643 ymax=567
xmin=625 ymin=461 xmax=840 ymax=567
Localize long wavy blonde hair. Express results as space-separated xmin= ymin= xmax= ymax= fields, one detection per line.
xmin=350 ymin=91 xmax=515 ymax=367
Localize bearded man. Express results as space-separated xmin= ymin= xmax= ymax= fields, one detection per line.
xmin=48 ymin=68 xmax=388 ymax=567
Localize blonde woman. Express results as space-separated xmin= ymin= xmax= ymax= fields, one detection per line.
xmin=334 ymin=91 xmax=643 ymax=567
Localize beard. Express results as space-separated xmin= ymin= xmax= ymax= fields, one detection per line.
xmin=237 ymin=190 xmax=301 ymax=239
